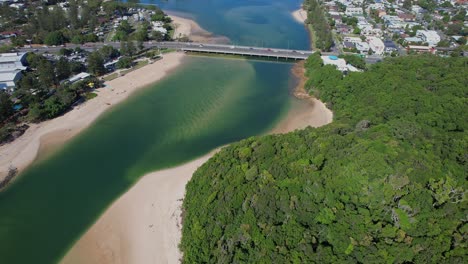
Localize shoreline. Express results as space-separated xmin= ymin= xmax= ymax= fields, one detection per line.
xmin=169 ymin=13 xmax=230 ymax=44
xmin=292 ymin=8 xmax=307 ymax=24
xmin=62 ymin=62 xmax=333 ymax=264
xmin=0 ymin=52 xmax=186 ymax=185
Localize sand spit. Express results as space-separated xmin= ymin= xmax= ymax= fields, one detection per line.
xmin=62 ymin=61 xmax=333 ymax=264
xmin=0 ymin=52 xmax=185 ymax=184
xmin=292 ymin=8 xmax=308 ymax=24
xmin=169 ymin=14 xmax=230 ymax=44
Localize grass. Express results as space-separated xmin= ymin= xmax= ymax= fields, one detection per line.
xmin=160 ymin=48 xmax=176 ymax=54
xmin=307 ymin=24 xmax=319 ymax=51
xmin=103 ymin=72 xmax=119 ymax=82
xmin=85 ymin=92 xmax=98 ymax=100
xmin=120 ymin=60 xmax=149 ymax=75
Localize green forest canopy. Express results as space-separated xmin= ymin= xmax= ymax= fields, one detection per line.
xmin=180 ymin=54 xmax=467 ymax=263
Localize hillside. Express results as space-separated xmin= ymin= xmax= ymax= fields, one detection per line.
xmin=180 ymin=54 xmax=467 ymax=263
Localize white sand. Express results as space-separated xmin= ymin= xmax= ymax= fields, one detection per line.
xmin=292 ymin=8 xmax=308 ymax=24
xmin=170 ymin=14 xmax=229 ymax=44
xmin=61 ymin=150 xmax=218 ymax=264
xmin=61 ymin=61 xmax=333 ymax=264
xmin=0 ymin=52 xmax=185 ymax=183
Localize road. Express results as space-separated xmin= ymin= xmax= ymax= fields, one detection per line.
xmin=19 ymin=41 xmax=315 ymax=60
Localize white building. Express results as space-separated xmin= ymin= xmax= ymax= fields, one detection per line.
xmin=345 ymin=7 xmax=364 ymax=16
xmin=416 ymin=30 xmax=441 ymax=47
xmin=321 ymin=55 xmax=362 ymax=73
xmin=367 ymin=37 xmax=385 ymax=55
xmin=0 ymin=52 xmax=27 ymax=91
xmin=321 ymin=55 xmax=348 ymax=72
xmin=356 ymin=41 xmax=370 ymax=53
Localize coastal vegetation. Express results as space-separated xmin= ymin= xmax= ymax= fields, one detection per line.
xmin=304 ymin=0 xmax=333 ymax=51
xmin=181 ymin=54 xmax=467 ymax=263
xmin=0 ymin=0 xmax=170 ymax=46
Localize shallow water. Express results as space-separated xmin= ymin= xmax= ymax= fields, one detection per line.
xmin=0 ymin=1 xmax=309 ymax=263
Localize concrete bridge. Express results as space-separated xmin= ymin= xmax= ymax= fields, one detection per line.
xmin=154 ymin=42 xmax=314 ymax=60
xmin=18 ymin=41 xmax=314 ymax=60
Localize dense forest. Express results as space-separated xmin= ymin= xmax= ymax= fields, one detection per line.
xmin=180 ymin=54 xmax=467 ymax=263
xmin=304 ymin=0 xmax=333 ymax=51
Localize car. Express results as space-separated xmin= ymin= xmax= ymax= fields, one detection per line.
xmin=230 ymin=46 xmax=235 ymax=49
xmin=199 ymin=44 xmax=204 ymax=47
xmin=292 ymin=50 xmax=297 ymax=53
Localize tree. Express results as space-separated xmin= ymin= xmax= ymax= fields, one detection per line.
xmin=37 ymin=60 xmax=56 ymax=88
xmin=44 ymin=31 xmax=66 ymax=46
xmin=87 ymin=51 xmax=105 ymax=76
xmin=0 ymin=92 xmax=13 ymax=123
xmin=120 ymin=41 xmax=136 ymax=57
xmin=56 ymin=57 xmax=71 ymax=81
xmin=99 ymin=45 xmax=120 ymax=61
xmin=116 ymin=56 xmax=133 ymax=69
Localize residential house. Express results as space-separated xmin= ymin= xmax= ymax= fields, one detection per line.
xmin=0 ymin=52 xmax=27 ymax=91
xmin=367 ymin=36 xmax=385 ymax=55
xmin=416 ymin=30 xmax=441 ymax=46
xmin=345 ymin=7 xmax=364 ymax=16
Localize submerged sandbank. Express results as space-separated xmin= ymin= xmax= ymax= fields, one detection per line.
xmin=62 ymin=61 xmax=333 ymax=264
xmin=0 ymin=52 xmax=185 ymax=184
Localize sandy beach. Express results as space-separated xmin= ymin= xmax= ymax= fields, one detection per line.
xmin=169 ymin=14 xmax=230 ymax=44
xmin=0 ymin=52 xmax=185 ymax=183
xmin=61 ymin=60 xmax=333 ymax=264
xmin=292 ymin=8 xmax=308 ymax=24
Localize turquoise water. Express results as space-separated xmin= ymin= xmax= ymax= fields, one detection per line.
xmin=145 ymin=0 xmax=309 ymax=49
xmin=0 ymin=0 xmax=308 ymax=263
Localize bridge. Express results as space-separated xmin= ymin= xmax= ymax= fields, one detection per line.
xmin=18 ymin=41 xmax=314 ymax=60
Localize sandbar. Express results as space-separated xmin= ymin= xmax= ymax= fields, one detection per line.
xmin=292 ymin=8 xmax=308 ymax=24
xmin=0 ymin=52 xmax=185 ymax=184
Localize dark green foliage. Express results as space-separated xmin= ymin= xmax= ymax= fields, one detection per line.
xmin=339 ymin=54 xmax=367 ymax=70
xmin=0 ymin=92 xmax=13 ymax=123
xmin=305 ymin=0 xmax=334 ymax=51
xmin=87 ymin=51 xmax=106 ymax=76
xmin=116 ymin=56 xmax=133 ymax=69
xmin=181 ymin=55 xmax=468 ymax=263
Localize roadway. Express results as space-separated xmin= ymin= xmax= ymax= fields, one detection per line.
xmin=18 ymin=41 xmax=314 ymax=60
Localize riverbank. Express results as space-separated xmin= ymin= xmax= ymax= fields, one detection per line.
xmin=292 ymin=8 xmax=308 ymax=24
xmin=169 ymin=13 xmax=229 ymax=44
xmin=0 ymin=52 xmax=185 ymax=184
xmin=61 ymin=61 xmax=333 ymax=264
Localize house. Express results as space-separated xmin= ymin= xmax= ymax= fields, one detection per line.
xmin=356 ymin=41 xmax=370 ymax=53
xmin=367 ymin=37 xmax=385 ymax=55
xmin=345 ymin=7 xmax=364 ymax=16
xmin=321 ymin=55 xmax=362 ymax=73
xmin=384 ymin=40 xmax=398 ymax=53
xmin=66 ymin=72 xmax=91 ymax=84
xmin=321 ymin=55 xmax=347 ymax=72
xmin=343 ymin=41 xmax=356 ymax=49
xmin=336 ymin=24 xmax=353 ymax=34
xmin=407 ymin=45 xmax=436 ymax=54
xmin=416 ymin=30 xmax=441 ymax=47
xmin=0 ymin=52 xmax=27 ymax=91
xmin=398 ymin=13 xmax=415 ymax=22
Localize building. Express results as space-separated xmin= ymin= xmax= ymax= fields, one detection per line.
xmin=321 ymin=55 xmax=362 ymax=73
xmin=416 ymin=30 xmax=441 ymax=47
xmin=345 ymin=7 xmax=364 ymax=16
xmin=66 ymin=72 xmax=91 ymax=84
xmin=321 ymin=55 xmax=348 ymax=72
xmin=0 ymin=52 xmax=27 ymax=91
xmin=367 ymin=37 xmax=385 ymax=55
xmin=384 ymin=40 xmax=398 ymax=53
